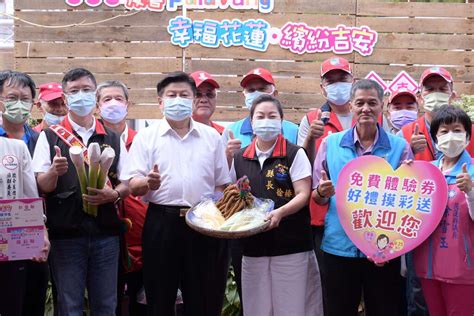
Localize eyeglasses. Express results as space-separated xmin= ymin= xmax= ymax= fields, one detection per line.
xmin=196 ymin=92 xmax=217 ymax=99
xmin=0 ymin=96 xmax=33 ymax=104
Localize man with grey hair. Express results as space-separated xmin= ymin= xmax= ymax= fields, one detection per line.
xmin=96 ymin=80 xmax=148 ymax=315
xmin=311 ymin=79 xmax=413 ymax=315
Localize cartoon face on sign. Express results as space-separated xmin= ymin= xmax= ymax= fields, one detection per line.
xmin=335 ymin=156 xmax=447 ymax=263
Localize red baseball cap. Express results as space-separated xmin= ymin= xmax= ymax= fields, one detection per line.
xmin=389 ymin=88 xmax=417 ymax=104
xmin=321 ymin=57 xmax=352 ymax=77
xmin=240 ymin=68 xmax=275 ymax=88
xmin=38 ymin=82 xmax=63 ymax=101
xmin=190 ymin=71 xmax=219 ymax=89
xmin=419 ymin=67 xmax=453 ymax=86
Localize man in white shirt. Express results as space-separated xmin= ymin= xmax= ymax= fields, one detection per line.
xmin=32 ymin=68 xmax=129 ymax=315
xmin=0 ymin=137 xmax=50 ymax=316
xmin=0 ymin=70 xmax=50 ymax=316
xmin=120 ymin=71 xmax=231 ymax=316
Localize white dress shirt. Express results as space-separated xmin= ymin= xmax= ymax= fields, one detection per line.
xmin=0 ymin=137 xmax=39 ymax=199
xmin=120 ymin=119 xmax=231 ymax=206
xmin=32 ymin=115 xmax=128 ymax=176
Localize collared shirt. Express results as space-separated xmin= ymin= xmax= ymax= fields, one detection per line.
xmin=0 ymin=124 xmax=32 ymax=145
xmin=67 ymin=114 xmax=96 ymax=146
xmin=230 ymin=140 xmax=311 ymax=183
xmin=210 ymin=121 xmax=225 ymax=135
xmin=313 ymin=126 xmax=413 ymax=188
xmin=353 ymin=126 xmax=379 ymax=156
xmin=0 ymin=137 xmax=39 ymax=199
xmin=32 ymin=116 xmax=128 ymax=176
xmin=120 ymin=119 xmax=231 ymax=206
xmin=121 ymin=124 xmax=129 ymax=145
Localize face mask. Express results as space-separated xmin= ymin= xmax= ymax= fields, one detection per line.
xmin=2 ymin=100 xmax=32 ymax=124
xmin=437 ymin=131 xmax=467 ymax=158
xmin=43 ymin=112 xmax=65 ymax=126
xmin=324 ymin=82 xmax=352 ymax=106
xmin=66 ymin=91 xmax=96 ymax=117
xmin=389 ymin=110 xmax=417 ymax=130
xmin=423 ymin=92 xmax=450 ymax=112
xmin=163 ymin=97 xmax=193 ymax=121
xmin=100 ymin=100 xmax=128 ymax=124
xmin=252 ymin=119 xmax=282 ymax=141
xmin=244 ymin=86 xmax=275 ymax=110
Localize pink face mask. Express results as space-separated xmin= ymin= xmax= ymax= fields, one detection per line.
xmin=100 ymin=100 xmax=127 ymax=124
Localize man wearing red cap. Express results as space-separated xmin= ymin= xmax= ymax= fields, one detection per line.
xmin=223 ymin=67 xmax=299 ymax=158
xmin=399 ymin=67 xmax=474 ymax=161
xmin=33 ymin=82 xmax=68 ymax=132
xmin=387 ymin=88 xmax=419 ymax=134
xmin=296 ymin=57 xmax=354 ymax=313
xmin=190 ymin=71 xmax=225 ymax=134
xmin=298 ymin=57 xmax=354 ymax=162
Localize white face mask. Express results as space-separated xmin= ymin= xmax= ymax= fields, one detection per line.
xmin=324 ymin=82 xmax=352 ymax=106
xmin=437 ymin=131 xmax=468 ymax=158
xmin=423 ymin=92 xmax=450 ymax=112
xmin=252 ymin=119 xmax=282 ymax=141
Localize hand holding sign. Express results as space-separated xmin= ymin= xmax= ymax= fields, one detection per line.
xmin=335 ymin=156 xmax=447 ymax=264
xmin=410 ymin=124 xmax=428 ymax=155
xmin=456 ymin=163 xmax=473 ymax=193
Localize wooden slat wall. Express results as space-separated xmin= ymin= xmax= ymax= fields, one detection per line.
xmin=12 ymin=0 xmax=474 ymax=122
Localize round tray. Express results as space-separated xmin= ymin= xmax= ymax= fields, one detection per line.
xmin=185 ymin=198 xmax=273 ymax=239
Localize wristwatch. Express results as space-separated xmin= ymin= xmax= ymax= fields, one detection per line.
xmin=113 ymin=189 xmax=122 ymax=204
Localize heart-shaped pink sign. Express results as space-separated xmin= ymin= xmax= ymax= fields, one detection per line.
xmin=335 ymin=156 xmax=447 ymax=263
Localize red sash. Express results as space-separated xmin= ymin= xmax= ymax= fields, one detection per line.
xmin=49 ymin=124 xmax=112 ymax=188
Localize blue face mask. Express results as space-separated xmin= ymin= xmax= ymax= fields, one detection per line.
xmin=43 ymin=112 xmax=65 ymax=126
xmin=252 ymin=119 xmax=282 ymax=141
xmin=66 ymin=91 xmax=96 ymax=117
xmin=324 ymin=82 xmax=352 ymax=106
xmin=244 ymin=86 xmax=275 ymax=110
xmin=163 ymin=97 xmax=193 ymax=121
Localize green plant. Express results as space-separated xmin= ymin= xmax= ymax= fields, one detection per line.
xmin=453 ymin=95 xmax=474 ymax=121
xmin=221 ymin=266 xmax=241 ymax=316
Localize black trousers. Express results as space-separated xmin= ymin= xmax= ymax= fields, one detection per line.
xmin=323 ymin=252 xmax=404 ymax=316
xmin=0 ymin=260 xmax=48 ymax=316
xmin=142 ymin=204 xmax=229 ymax=316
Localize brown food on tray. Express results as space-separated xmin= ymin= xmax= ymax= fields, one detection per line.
xmin=215 ymin=181 xmax=254 ymax=220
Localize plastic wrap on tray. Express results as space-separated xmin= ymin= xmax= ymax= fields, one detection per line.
xmin=191 ymin=199 xmax=226 ymax=229
xmin=189 ymin=196 xmax=273 ymax=232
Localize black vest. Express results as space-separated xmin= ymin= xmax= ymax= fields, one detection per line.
xmin=234 ymin=139 xmax=313 ymax=257
xmin=43 ymin=126 xmax=122 ymax=239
